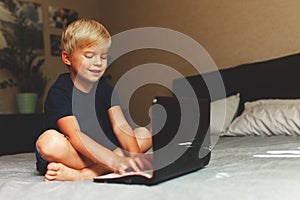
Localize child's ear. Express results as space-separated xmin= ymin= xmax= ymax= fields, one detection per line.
xmin=62 ymin=51 xmax=71 ymax=65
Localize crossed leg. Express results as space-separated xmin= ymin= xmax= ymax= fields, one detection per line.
xmin=36 ymin=128 xmax=152 ymax=181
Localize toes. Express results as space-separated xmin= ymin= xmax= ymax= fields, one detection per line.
xmin=47 ymin=162 xmax=59 ymax=171
xmin=44 ymin=173 xmax=56 ymax=181
xmin=44 ymin=163 xmax=60 ymax=181
xmin=46 ymin=170 xmax=57 ymax=176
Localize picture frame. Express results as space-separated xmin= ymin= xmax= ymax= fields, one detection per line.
xmin=0 ymin=0 xmax=44 ymax=54
xmin=50 ymin=34 xmax=61 ymax=56
xmin=48 ymin=6 xmax=78 ymax=29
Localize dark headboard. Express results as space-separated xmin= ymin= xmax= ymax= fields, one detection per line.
xmin=173 ymin=53 xmax=300 ymax=115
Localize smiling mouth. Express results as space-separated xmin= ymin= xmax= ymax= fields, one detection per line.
xmin=89 ymin=69 xmax=102 ymax=73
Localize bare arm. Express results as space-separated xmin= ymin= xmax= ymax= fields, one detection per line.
xmin=108 ymin=106 xmax=142 ymax=154
xmin=57 ymin=116 xmax=141 ymax=173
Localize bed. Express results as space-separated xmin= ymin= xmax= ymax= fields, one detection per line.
xmin=1 ymin=136 xmax=300 ymax=200
xmin=2 ymin=53 xmax=300 ymax=199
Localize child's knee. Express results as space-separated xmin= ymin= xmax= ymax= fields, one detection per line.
xmin=134 ymin=127 xmax=152 ymax=152
xmin=134 ymin=127 xmax=152 ymax=139
xmin=36 ymin=129 xmax=66 ymax=156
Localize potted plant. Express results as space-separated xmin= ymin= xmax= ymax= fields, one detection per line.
xmin=0 ymin=0 xmax=47 ymax=114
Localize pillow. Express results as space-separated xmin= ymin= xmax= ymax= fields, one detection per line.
xmin=224 ymin=99 xmax=300 ymax=136
xmin=210 ymin=93 xmax=240 ymax=135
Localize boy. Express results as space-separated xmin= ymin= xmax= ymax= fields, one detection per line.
xmin=35 ymin=19 xmax=152 ymax=181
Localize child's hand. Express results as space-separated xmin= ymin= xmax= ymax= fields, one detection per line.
xmin=113 ymin=153 xmax=153 ymax=174
xmin=130 ymin=153 xmax=153 ymax=171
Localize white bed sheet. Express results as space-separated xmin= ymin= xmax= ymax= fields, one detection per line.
xmin=1 ymin=136 xmax=300 ymax=200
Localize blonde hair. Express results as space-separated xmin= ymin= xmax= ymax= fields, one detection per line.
xmin=61 ymin=18 xmax=111 ymax=56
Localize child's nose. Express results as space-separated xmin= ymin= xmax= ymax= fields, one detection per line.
xmin=94 ymin=57 xmax=102 ymax=66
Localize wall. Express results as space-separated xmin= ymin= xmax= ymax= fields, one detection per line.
xmin=4 ymin=1 xmax=298 ymax=122
xmin=98 ymin=0 xmax=300 ymax=70
xmin=95 ymin=0 xmax=300 ymax=125
xmin=22 ymin=0 xmax=101 ymax=103
xmin=14 ymin=0 xmax=300 ymax=89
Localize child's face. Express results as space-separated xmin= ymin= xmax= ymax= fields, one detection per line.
xmin=67 ymin=43 xmax=109 ymax=88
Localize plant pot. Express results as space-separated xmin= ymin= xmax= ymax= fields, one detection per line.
xmin=16 ymin=93 xmax=38 ymax=114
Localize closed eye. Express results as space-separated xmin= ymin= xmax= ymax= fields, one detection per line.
xmin=85 ymin=54 xmax=94 ymax=59
xmin=101 ymin=54 xmax=108 ymax=59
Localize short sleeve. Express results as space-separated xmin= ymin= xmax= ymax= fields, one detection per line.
xmin=44 ymin=74 xmax=73 ymax=130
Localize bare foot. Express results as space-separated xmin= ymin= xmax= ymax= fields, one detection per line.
xmin=44 ymin=162 xmax=105 ymax=181
xmin=44 ymin=162 xmax=82 ymax=181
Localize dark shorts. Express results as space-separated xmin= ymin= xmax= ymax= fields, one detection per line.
xmin=35 ymin=144 xmax=48 ymax=175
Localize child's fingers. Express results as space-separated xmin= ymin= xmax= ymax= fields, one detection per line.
xmin=144 ymin=159 xmax=153 ymax=170
xmin=114 ymin=162 xmax=127 ymax=174
xmin=145 ymin=153 xmax=154 ymax=161
xmin=133 ymin=157 xmax=145 ymax=171
xmin=133 ymin=155 xmax=153 ymax=171
xmin=129 ymin=159 xmax=141 ymax=172
xmin=116 ymin=169 xmax=126 ymax=175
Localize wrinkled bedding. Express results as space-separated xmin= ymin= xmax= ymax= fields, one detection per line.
xmin=1 ymin=136 xmax=300 ymax=200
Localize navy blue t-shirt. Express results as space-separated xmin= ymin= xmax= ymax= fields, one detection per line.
xmin=44 ymin=73 xmax=120 ymax=150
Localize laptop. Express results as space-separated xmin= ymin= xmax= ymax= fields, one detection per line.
xmin=94 ymin=96 xmax=211 ymax=185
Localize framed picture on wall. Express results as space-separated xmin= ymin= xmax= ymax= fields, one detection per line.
xmin=50 ymin=34 xmax=61 ymax=56
xmin=48 ymin=6 xmax=78 ymax=29
xmin=0 ymin=0 xmax=44 ymax=54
